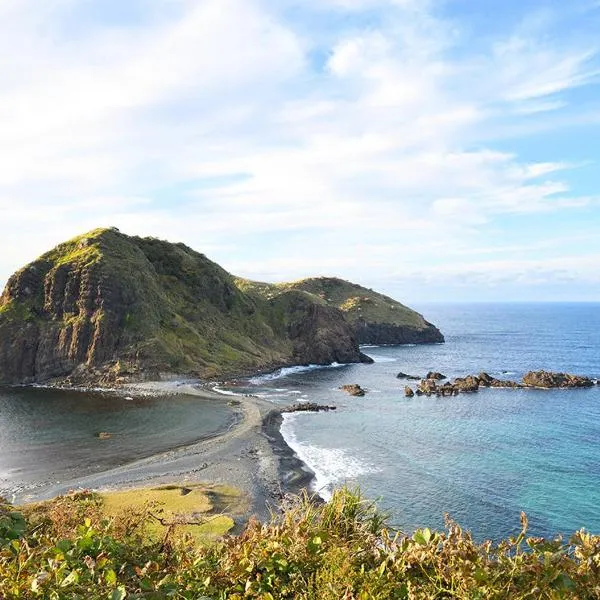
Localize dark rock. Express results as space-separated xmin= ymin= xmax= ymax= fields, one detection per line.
xmin=404 ymin=386 xmax=414 ymax=398
xmin=397 ymin=372 xmax=421 ymax=380
xmin=523 ymin=370 xmax=594 ymax=389
xmin=277 ymin=290 xmax=364 ymax=367
xmin=340 ymin=384 xmax=366 ymax=397
xmin=359 ymin=352 xmax=375 ymax=364
xmin=426 ymin=371 xmax=447 ymax=380
xmin=477 ymin=372 xmax=494 ymax=387
xmin=0 ymin=229 xmax=368 ymax=386
xmin=281 ymin=403 xmax=337 ymax=413
xmin=353 ymin=321 xmax=444 ymax=345
xmin=440 ymin=382 xmax=456 ymax=397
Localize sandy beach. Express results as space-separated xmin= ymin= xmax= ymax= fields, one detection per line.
xmin=19 ymin=380 xmax=315 ymax=524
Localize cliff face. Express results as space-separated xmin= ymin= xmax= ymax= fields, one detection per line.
xmin=237 ymin=277 xmax=444 ymax=346
xmin=0 ymin=229 xmax=365 ymax=385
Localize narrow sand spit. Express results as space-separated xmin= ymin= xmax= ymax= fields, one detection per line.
xmin=22 ymin=380 xmax=314 ymax=523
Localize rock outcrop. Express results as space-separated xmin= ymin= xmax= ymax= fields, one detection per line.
xmin=453 ymin=376 xmax=480 ymax=393
xmin=340 ymin=384 xmax=367 ymax=397
xmin=0 ymin=228 xmax=372 ymax=385
xmin=426 ymin=371 xmax=446 ymax=381
xmin=236 ymin=277 xmax=444 ymax=346
xmin=522 ymin=371 xmax=594 ymax=389
xmin=397 ymin=372 xmax=421 ymax=380
xmin=403 ymin=370 xmax=595 ymax=398
xmin=281 ymin=403 xmax=337 ymax=413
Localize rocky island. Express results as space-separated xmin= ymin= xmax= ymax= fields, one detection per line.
xmin=0 ymin=227 xmax=443 ymax=386
xmin=404 ymin=370 xmax=596 ymax=396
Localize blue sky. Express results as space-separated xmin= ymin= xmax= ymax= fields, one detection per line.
xmin=1 ymin=0 xmax=600 ymax=303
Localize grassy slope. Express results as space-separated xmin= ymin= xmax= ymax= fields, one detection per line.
xmin=99 ymin=483 xmax=243 ymax=542
xmin=237 ymin=276 xmax=430 ymax=330
xmin=127 ymin=234 xmax=293 ymax=377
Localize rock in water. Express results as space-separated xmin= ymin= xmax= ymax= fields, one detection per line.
xmin=417 ymin=379 xmax=439 ymax=396
xmin=426 ymin=371 xmax=447 ymax=380
xmin=453 ymin=376 xmax=480 ymax=393
xmin=282 ymin=403 xmax=337 ymax=413
xmin=523 ymin=371 xmax=594 ymax=389
xmin=404 ymin=386 xmax=415 ymax=398
xmin=397 ymin=372 xmax=421 ymax=380
xmin=340 ymin=384 xmax=367 ymax=397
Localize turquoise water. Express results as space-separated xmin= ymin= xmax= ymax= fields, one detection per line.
xmin=240 ymin=303 xmax=600 ymax=541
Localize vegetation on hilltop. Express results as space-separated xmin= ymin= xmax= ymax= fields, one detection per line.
xmin=237 ymin=276 xmax=444 ymax=345
xmin=0 ymin=228 xmax=366 ymax=385
xmin=1 ymin=488 xmax=599 ymax=599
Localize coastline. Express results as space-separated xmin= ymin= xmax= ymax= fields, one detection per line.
xmin=13 ymin=380 xmax=317 ymax=525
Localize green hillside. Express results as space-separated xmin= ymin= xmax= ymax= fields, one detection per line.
xmin=236 ymin=276 xmax=444 ymax=345
xmin=0 ymin=229 xmax=364 ymax=385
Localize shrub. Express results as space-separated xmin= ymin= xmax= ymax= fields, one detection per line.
xmin=1 ymin=488 xmax=600 ymax=598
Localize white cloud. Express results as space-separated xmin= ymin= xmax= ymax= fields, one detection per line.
xmin=0 ymin=0 xmax=599 ymax=301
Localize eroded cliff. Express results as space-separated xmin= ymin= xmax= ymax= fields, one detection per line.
xmin=237 ymin=277 xmax=444 ymax=346
xmin=0 ymin=229 xmax=367 ymax=385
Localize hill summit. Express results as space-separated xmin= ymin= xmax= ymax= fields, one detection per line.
xmin=0 ymin=228 xmax=443 ymax=385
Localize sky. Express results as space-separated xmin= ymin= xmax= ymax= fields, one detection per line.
xmin=1 ymin=0 xmax=600 ymax=304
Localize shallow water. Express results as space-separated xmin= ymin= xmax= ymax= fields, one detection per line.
xmin=0 ymin=387 xmax=235 ymax=503
xmin=237 ymin=303 xmax=600 ymax=541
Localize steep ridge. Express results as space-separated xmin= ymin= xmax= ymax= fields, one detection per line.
xmin=0 ymin=229 xmax=365 ymax=385
xmin=236 ymin=277 xmax=444 ymax=345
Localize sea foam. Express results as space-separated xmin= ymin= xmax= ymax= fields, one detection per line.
xmin=280 ymin=413 xmax=379 ymax=501
xmin=249 ymin=362 xmax=347 ymax=385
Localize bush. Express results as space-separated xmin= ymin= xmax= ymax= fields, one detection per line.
xmin=1 ymin=488 xmax=600 ymax=598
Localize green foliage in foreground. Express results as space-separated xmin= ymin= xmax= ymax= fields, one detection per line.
xmin=2 ymin=489 xmax=600 ymax=599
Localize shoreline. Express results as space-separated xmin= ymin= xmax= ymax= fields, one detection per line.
xmin=12 ymin=379 xmax=317 ymax=525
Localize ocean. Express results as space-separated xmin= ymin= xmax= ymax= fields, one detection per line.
xmin=237 ymin=303 xmax=600 ymax=541
xmin=1 ymin=302 xmax=599 ymax=541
